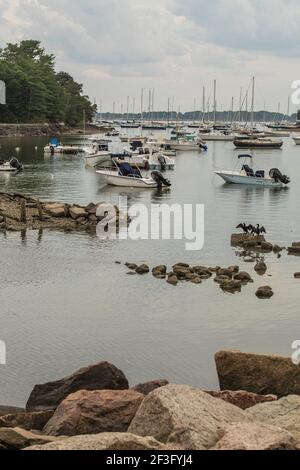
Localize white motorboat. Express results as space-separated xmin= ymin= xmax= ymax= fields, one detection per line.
xmin=144 ymin=153 xmax=175 ymax=171
xmin=198 ymin=132 xmax=235 ymax=141
xmin=292 ymin=134 xmax=300 ymax=145
xmin=96 ymin=162 xmax=171 ymax=188
xmin=167 ymin=138 xmax=207 ymax=151
xmin=44 ymin=137 xmax=80 ymax=155
xmin=84 ymin=142 xmax=111 ymax=167
xmin=214 ymin=154 xmax=290 ymax=188
xmin=0 ymin=158 xmax=23 ymax=172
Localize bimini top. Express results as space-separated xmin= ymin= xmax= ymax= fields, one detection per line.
xmin=50 ymin=137 xmax=59 ymax=147
xmin=238 ymin=154 xmax=253 ymax=159
xmin=119 ymin=162 xmax=142 ymax=178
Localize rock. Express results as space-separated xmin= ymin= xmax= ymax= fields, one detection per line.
xmin=69 ymin=206 xmax=88 ymax=220
xmin=212 ymin=422 xmax=298 ymax=450
xmin=294 ymin=273 xmax=300 ymax=279
xmin=173 ymin=263 xmax=190 ymax=270
xmin=43 ymin=389 xmax=144 ymax=437
xmin=0 ymin=427 xmax=57 ymax=450
xmin=273 ymin=245 xmax=283 ymax=254
xmin=288 ymin=242 xmax=300 ymax=255
xmin=128 ymin=384 xmax=249 ymax=450
xmin=0 ymin=406 xmax=24 ymax=417
xmin=185 ymin=272 xmax=198 ymax=281
xmin=25 ymin=432 xmax=179 ymax=451
xmin=152 ymin=266 xmax=167 ymax=278
xmin=215 ymin=350 xmax=300 ymax=397
xmin=220 ymin=279 xmax=242 ymax=293
xmin=246 ymin=395 xmax=300 ymax=441
xmin=167 ymin=274 xmax=178 ymax=286
xmin=190 ymin=276 xmax=202 ymax=284
xmin=127 ymin=272 xmax=137 ymax=276
xmin=0 ymin=410 xmax=53 ymax=431
xmin=231 ymin=233 xmax=265 ymax=247
xmin=260 ymin=242 xmax=274 ymax=252
xmin=125 ymin=263 xmax=138 ymax=270
xmin=132 ymin=380 xmax=169 ymax=396
xmin=205 ymin=391 xmax=277 ymax=410
xmin=26 ymin=362 xmax=129 ymax=412
xmin=217 ymin=268 xmax=233 ymax=278
xmin=228 ymin=266 xmax=240 ymax=274
xmin=255 ymin=262 xmax=267 ymax=275
xmin=234 ymin=272 xmax=253 ymax=283
xmin=172 ymin=266 xmax=193 ymax=280
xmin=43 ymin=203 xmax=65 ymax=218
xmin=136 ymin=264 xmax=150 ymax=275
xmin=214 ymin=275 xmax=231 ymax=285
xmin=193 ymin=266 xmax=213 ymax=279
xmin=256 ymin=286 xmax=274 ymax=299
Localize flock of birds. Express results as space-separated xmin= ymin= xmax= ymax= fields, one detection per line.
xmin=237 ymin=223 xmax=267 ymax=235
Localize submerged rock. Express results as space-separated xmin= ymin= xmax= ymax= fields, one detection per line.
xmin=152 ymin=266 xmax=167 ymax=279
xmin=234 ymin=272 xmax=253 ymax=284
xmin=26 ymin=362 xmax=129 ymax=412
xmin=256 ymin=286 xmax=274 ymax=299
xmin=125 ymin=263 xmax=138 ymax=270
xmin=255 ymin=262 xmax=267 ymax=275
xmin=167 ymin=274 xmax=178 ymax=286
xmin=136 ymin=264 xmax=150 ymax=275
xmin=220 ymin=279 xmax=242 ymax=293
xmin=215 ymin=350 xmax=300 ymax=397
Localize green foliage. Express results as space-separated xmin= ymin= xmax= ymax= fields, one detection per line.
xmin=0 ymin=40 xmax=96 ymax=125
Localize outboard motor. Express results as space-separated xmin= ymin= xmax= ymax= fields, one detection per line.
xmin=200 ymin=143 xmax=208 ymax=151
xmin=9 ymin=158 xmax=23 ymax=171
xmin=269 ymin=168 xmax=290 ymax=185
xmin=151 ymin=171 xmax=171 ymax=188
xmin=158 ymin=155 xmax=167 ymax=171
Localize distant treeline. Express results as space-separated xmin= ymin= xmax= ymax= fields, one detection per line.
xmin=99 ymin=111 xmax=296 ymax=123
xmin=0 ymin=40 xmax=96 ymax=125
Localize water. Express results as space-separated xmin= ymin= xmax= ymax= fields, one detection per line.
xmin=0 ymin=133 xmax=300 ymax=406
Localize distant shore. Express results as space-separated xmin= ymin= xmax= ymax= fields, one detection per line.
xmin=0 ymin=123 xmax=101 ymax=138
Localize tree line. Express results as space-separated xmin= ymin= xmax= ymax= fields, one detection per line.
xmin=0 ymin=40 xmax=96 ymax=125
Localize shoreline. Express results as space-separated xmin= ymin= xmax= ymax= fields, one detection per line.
xmin=0 ymin=123 xmax=102 ymax=138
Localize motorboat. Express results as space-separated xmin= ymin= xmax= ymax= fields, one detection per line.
xmin=96 ymin=162 xmax=171 ymax=188
xmin=214 ymin=154 xmax=290 ymax=188
xmin=84 ymin=142 xmax=112 ymax=167
xmin=0 ymin=157 xmax=23 ymax=172
xmin=167 ymin=138 xmax=207 ymax=151
xmin=233 ymin=138 xmax=283 ymax=149
xmin=44 ymin=137 xmax=80 ymax=155
xmin=198 ymin=132 xmax=235 ymax=142
xmin=144 ymin=153 xmax=175 ymax=171
xmin=292 ymin=134 xmax=300 ymax=145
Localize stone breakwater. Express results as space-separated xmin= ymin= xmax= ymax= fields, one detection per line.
xmin=0 ymin=192 xmax=128 ymax=233
xmin=0 ymin=123 xmax=100 ymax=138
xmin=0 ymin=351 xmax=300 ymax=450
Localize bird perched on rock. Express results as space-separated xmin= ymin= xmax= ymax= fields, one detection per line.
xmin=249 ymin=224 xmax=267 ymax=236
xmin=236 ymin=223 xmax=252 ymax=234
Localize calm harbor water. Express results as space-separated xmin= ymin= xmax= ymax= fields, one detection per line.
xmin=0 ymin=132 xmax=300 ymax=406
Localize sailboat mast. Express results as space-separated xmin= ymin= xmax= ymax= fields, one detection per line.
xmin=202 ymin=86 xmax=206 ymax=123
xmin=213 ymin=80 xmax=217 ymax=123
xmin=251 ymin=76 xmax=255 ymax=126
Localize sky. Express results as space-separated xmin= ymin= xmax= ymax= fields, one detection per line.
xmin=0 ymin=0 xmax=299 ymax=113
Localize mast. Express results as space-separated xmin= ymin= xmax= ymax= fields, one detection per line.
xmin=239 ymin=87 xmax=243 ymax=123
xmin=141 ymin=88 xmax=144 ymax=122
xmin=167 ymin=97 xmax=170 ymax=127
xmin=213 ymin=79 xmax=217 ymax=124
xmin=202 ymin=86 xmax=206 ymax=123
xmin=231 ymin=96 xmax=234 ymax=124
xmin=126 ymin=96 xmax=129 ymax=121
xmin=251 ymin=76 xmax=255 ymax=127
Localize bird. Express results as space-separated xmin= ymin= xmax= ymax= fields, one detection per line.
xmin=250 ymin=224 xmax=267 ymax=236
xmin=236 ymin=223 xmax=252 ymax=234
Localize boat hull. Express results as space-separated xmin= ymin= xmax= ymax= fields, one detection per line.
xmin=96 ymin=171 xmax=158 ymax=188
xmin=214 ymin=171 xmax=286 ymax=188
xmin=233 ymin=140 xmax=283 ymax=149
xmin=85 ymin=152 xmax=111 ymax=167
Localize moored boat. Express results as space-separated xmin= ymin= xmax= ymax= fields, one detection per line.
xmin=96 ymin=162 xmax=171 ymax=188
xmin=233 ymin=138 xmax=283 ymax=149
xmin=0 ymin=158 xmax=23 ymax=172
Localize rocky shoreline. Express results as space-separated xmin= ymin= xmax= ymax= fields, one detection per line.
xmin=0 ymin=350 xmax=300 ymax=450
xmin=0 ymin=193 xmax=128 ymax=234
xmin=0 ymin=123 xmax=101 ymax=138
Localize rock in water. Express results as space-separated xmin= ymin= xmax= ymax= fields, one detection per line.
xmin=205 ymin=391 xmax=277 ymax=410
xmin=43 ymin=389 xmax=144 ymax=437
xmin=234 ymin=272 xmax=253 ymax=283
xmin=26 ymin=362 xmax=129 ymax=412
xmin=128 ymin=384 xmax=248 ymax=450
xmin=256 ymin=286 xmax=274 ymax=299
xmin=254 ymin=262 xmax=267 ymax=275
xmin=167 ymin=274 xmax=178 ymax=286
xmin=215 ymin=350 xmax=300 ymax=397
xmin=294 ymin=273 xmax=300 ymax=279
xmin=246 ymin=395 xmax=300 ymax=441
xmin=132 ymin=380 xmax=169 ymax=396
xmin=69 ymin=206 xmax=88 ymax=220
xmin=212 ymin=423 xmax=298 ymax=450
xmin=135 ymin=265 xmax=150 ymax=275
xmin=25 ymin=433 xmax=180 ymax=451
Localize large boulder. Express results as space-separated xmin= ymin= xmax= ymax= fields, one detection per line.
xmin=43 ymin=389 xmax=144 ymax=437
xmin=0 ymin=427 xmax=57 ymax=450
xmin=0 ymin=406 xmax=24 ymax=417
xmin=246 ymin=395 xmax=300 ymax=441
xmin=212 ymin=423 xmax=298 ymax=451
xmin=215 ymin=350 xmax=300 ymax=397
xmin=26 ymin=362 xmax=129 ymax=412
xmin=69 ymin=206 xmax=88 ymax=220
xmin=0 ymin=410 xmax=53 ymax=431
xmin=25 ymin=432 xmax=180 ymax=451
xmin=206 ymin=390 xmax=277 ymax=410
xmin=132 ymin=380 xmax=169 ymax=396
xmin=128 ymin=384 xmax=249 ymax=450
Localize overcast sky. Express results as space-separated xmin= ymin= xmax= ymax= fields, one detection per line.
xmin=0 ymin=0 xmax=299 ymax=113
